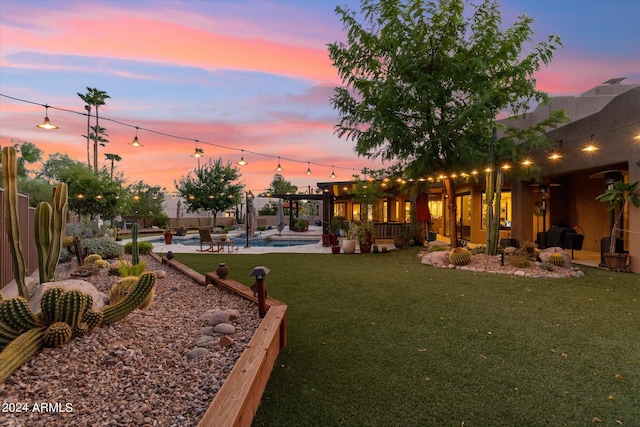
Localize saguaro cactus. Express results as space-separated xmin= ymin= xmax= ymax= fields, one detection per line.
xmin=131 ymin=223 xmax=140 ymax=266
xmin=35 ymin=202 xmax=53 ymax=284
xmin=2 ymin=146 xmax=28 ymax=300
xmin=45 ymin=183 xmax=68 ymax=282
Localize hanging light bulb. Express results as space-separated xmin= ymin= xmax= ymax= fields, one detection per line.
xmin=330 ymin=166 xmax=336 ymax=178
xmin=36 ymin=105 xmax=58 ymax=130
xmin=276 ymin=157 xmax=283 ymax=171
xmin=130 ymin=126 xmax=142 ymax=147
xmin=306 ymin=162 xmax=312 ymax=175
xmin=237 ymin=150 xmax=248 ymax=166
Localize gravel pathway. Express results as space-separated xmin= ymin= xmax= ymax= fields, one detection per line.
xmin=1 ymin=255 xmax=260 ymax=426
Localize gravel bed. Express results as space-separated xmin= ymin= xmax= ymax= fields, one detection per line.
xmin=1 ymin=255 xmax=260 ymax=426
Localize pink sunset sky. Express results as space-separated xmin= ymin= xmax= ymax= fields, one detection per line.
xmin=1 ymin=0 xmax=639 ymax=193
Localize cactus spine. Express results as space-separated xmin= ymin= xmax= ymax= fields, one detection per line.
xmin=40 ymin=287 xmax=65 ymax=325
xmin=43 ymin=322 xmax=72 ymax=347
xmin=35 ymin=202 xmax=53 ymax=284
xmin=548 ymin=253 xmax=565 ymax=267
xmin=449 ymin=247 xmax=472 ymax=266
xmin=57 ymin=290 xmax=93 ymax=329
xmin=131 ymin=223 xmax=140 ymax=265
xmin=0 ymin=297 xmax=41 ymax=333
xmin=0 ymin=327 xmax=45 ymax=383
xmin=45 ymin=183 xmax=68 ymax=282
xmin=2 ymin=146 xmax=28 ymax=300
xmin=100 ymin=272 xmax=156 ymax=326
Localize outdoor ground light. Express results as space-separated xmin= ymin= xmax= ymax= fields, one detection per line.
xmin=36 ymin=105 xmax=58 ymax=130
xmin=250 ymin=266 xmax=271 ymax=317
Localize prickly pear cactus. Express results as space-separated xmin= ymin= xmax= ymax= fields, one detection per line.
xmin=449 ymin=247 xmax=472 ymax=266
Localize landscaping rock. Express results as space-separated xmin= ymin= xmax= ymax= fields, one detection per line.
xmin=195 ymin=336 xmax=217 ymax=347
xmin=197 ymin=326 xmax=216 ymax=336
xmin=28 ymin=280 xmax=110 ymax=313
xmin=199 ymin=310 xmax=231 ymax=326
xmin=214 ymin=323 xmax=236 ymax=335
xmin=185 ymin=347 xmax=209 ymax=360
xmin=219 ymin=336 xmax=234 ymax=348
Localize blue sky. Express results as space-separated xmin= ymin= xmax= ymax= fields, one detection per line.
xmin=1 ymin=0 xmax=638 ymax=192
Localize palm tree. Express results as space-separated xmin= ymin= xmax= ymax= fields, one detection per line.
xmin=104 ymin=153 xmax=122 ymax=181
xmin=77 ymin=90 xmax=93 ymax=167
xmin=78 ymin=87 xmax=110 ymax=172
xmin=89 ymin=88 xmax=110 ymax=172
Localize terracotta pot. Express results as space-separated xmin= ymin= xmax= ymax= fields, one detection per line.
xmin=164 ymin=232 xmax=173 ymax=244
xmin=604 ymin=253 xmax=629 ymax=272
xmin=360 ymin=243 xmax=371 ymax=254
xmin=331 ymin=245 xmax=341 ymax=254
xmin=342 ymin=239 xmax=356 ymax=254
xmin=322 ymin=234 xmax=330 ymax=247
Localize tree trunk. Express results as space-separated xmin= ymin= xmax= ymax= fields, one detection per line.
xmin=86 ymin=105 xmax=91 ymax=168
xmin=94 ymin=107 xmax=99 ymax=172
xmin=444 ymin=177 xmax=458 ymax=248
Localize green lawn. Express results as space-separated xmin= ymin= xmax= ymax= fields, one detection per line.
xmin=170 ymin=249 xmax=640 ymax=427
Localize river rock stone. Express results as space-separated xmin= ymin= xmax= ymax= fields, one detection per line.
xmin=214 ymin=323 xmax=236 ymax=335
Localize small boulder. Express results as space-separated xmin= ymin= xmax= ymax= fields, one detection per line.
xmin=185 ymin=348 xmax=209 ymax=360
xmin=214 ymin=323 xmax=236 ymax=335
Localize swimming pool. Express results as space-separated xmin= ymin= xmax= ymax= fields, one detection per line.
xmin=148 ymin=235 xmax=319 ymax=248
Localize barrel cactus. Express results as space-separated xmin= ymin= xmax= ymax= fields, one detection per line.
xmin=83 ymin=254 xmax=103 ymax=265
xmin=449 ymin=247 xmax=472 ymax=266
xmin=0 ymin=297 xmax=41 ymax=334
xmin=57 ymin=290 xmax=93 ymax=329
xmin=43 ymin=322 xmax=73 ymax=348
xmin=548 ymin=252 xmax=565 ymax=267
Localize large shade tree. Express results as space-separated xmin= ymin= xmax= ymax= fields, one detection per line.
xmin=329 ymin=0 xmax=564 ymax=248
xmin=259 ymin=173 xmax=298 ymax=196
xmin=174 ymin=158 xmax=244 ymax=227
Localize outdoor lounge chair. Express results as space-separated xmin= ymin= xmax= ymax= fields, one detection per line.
xmin=197 ymin=227 xmax=218 ymax=252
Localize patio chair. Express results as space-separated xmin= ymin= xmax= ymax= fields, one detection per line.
xmin=197 ymin=227 xmax=217 ymax=252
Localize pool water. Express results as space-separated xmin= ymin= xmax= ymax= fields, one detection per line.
xmin=149 ymin=235 xmax=319 ymax=248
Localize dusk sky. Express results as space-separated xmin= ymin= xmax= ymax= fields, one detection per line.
xmin=1 ymin=0 xmax=639 ymax=194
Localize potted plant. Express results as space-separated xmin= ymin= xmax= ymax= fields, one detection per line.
xmin=329 ymin=216 xmax=344 ymax=246
xmin=164 ymin=228 xmax=173 ymax=244
xmin=356 ymin=222 xmax=375 ymax=254
xmin=176 ymin=224 xmax=187 ymax=236
xmin=596 ymin=180 xmax=640 ymax=271
xmin=342 ymin=221 xmax=357 ymax=254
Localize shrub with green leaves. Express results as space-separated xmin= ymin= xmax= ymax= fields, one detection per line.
xmin=470 ymin=245 xmax=487 ymax=255
xmin=428 ymin=245 xmax=447 ymax=252
xmin=124 ymin=241 xmax=153 ymax=255
xmin=82 ymin=237 xmax=124 ymax=259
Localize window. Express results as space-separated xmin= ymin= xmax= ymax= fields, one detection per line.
xmin=405 ymin=201 xmax=411 ymax=223
xmin=481 ymin=191 xmax=512 ymax=229
xmin=352 ymin=203 xmax=361 ymax=222
xmin=334 ymin=202 xmax=346 ymax=218
xmin=428 ymin=199 xmax=442 ymax=219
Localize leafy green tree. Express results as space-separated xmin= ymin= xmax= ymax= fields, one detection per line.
xmin=38 ymin=153 xmax=125 ymax=221
xmin=123 ymin=181 xmax=167 ymax=228
xmin=329 ymin=0 xmax=564 ymax=247
xmin=175 ymin=158 xmax=243 ymax=227
xmin=260 ymin=173 xmax=298 ymax=196
xmin=259 ymin=200 xmax=279 ymax=216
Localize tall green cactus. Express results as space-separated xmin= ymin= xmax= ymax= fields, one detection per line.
xmin=131 ymin=223 xmax=139 ymax=265
xmin=2 ymin=146 xmax=28 ymax=300
xmin=100 ymin=272 xmax=156 ymax=325
xmin=0 ymin=327 xmax=45 ymax=383
xmin=35 ymin=202 xmax=53 ymax=284
xmin=45 ymin=183 xmax=68 ymax=282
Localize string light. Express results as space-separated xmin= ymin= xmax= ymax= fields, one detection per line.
xmin=36 ymin=105 xmax=58 ymax=130
xmin=237 ymin=150 xmax=248 ymax=166
xmin=276 ymin=157 xmax=283 ymax=171
xmin=3 ymin=92 xmax=639 ymax=184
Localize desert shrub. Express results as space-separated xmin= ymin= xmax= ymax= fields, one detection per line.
xmin=429 ymin=245 xmax=447 ymax=252
xmin=540 ymin=262 xmax=554 ymax=271
xmin=470 ymin=245 xmax=486 ymax=255
xmin=507 ymin=254 xmax=530 ymax=268
xmin=83 ymin=236 xmax=124 ymax=259
xmin=124 ymin=241 xmax=153 ymax=255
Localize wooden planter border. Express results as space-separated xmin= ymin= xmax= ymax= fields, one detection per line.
xmin=149 ymin=253 xmax=287 ymax=427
